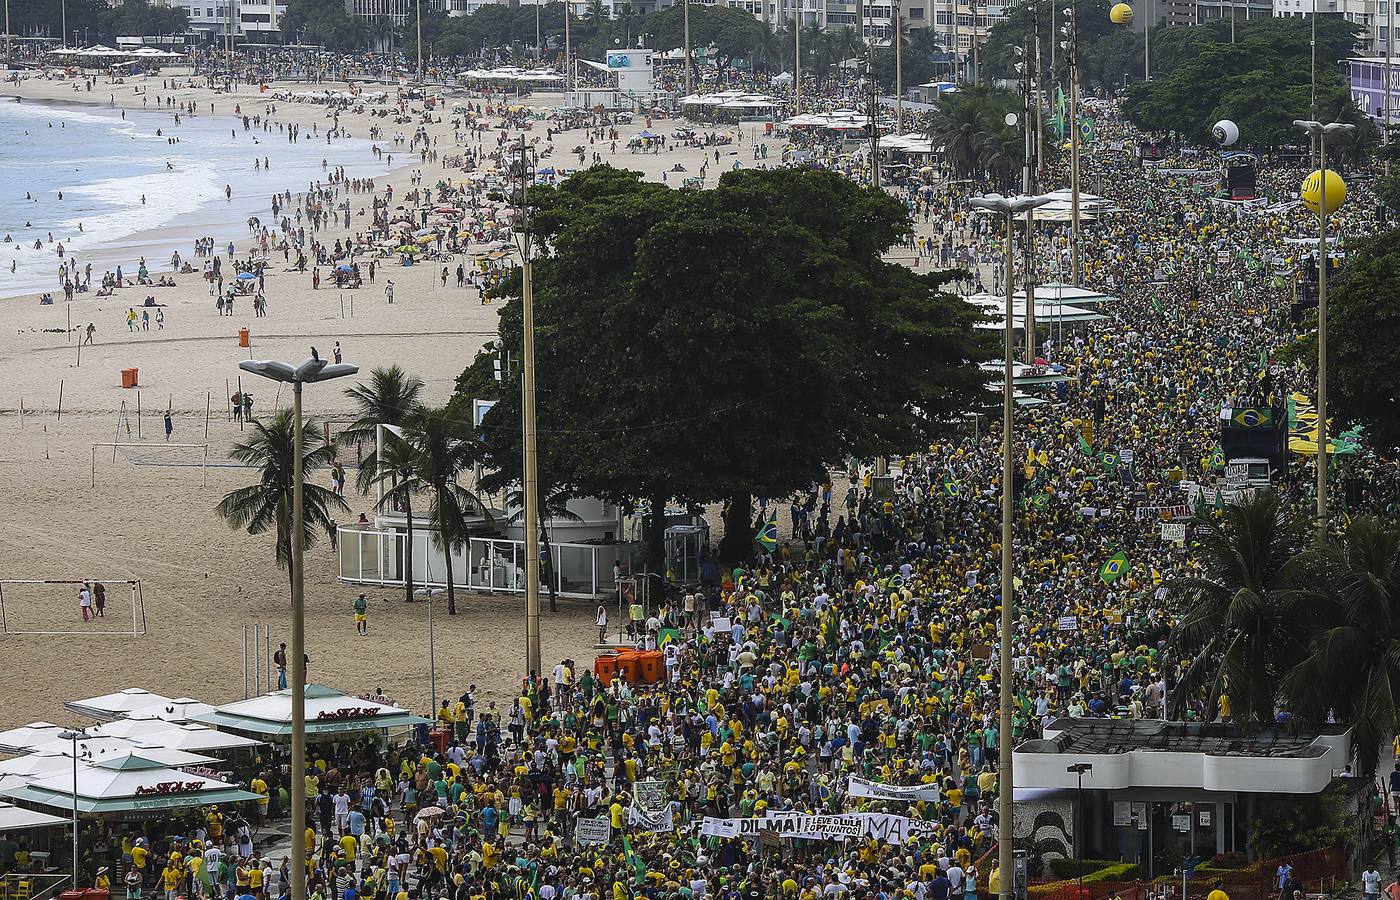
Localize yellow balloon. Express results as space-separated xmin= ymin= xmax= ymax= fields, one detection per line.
xmin=1110 ymin=2 xmax=1134 ymax=23
xmin=1301 ymin=169 xmax=1346 ymax=215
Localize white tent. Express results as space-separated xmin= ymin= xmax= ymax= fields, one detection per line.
xmin=66 ymin=688 xmax=174 ymax=722
xmin=0 ymin=722 xmax=66 ymax=754
xmin=129 ymin=724 xmax=263 ymax=753
xmin=87 ymin=714 xmax=181 ymax=740
xmin=0 ymin=802 xmax=68 ymax=830
xmin=26 ymin=737 xmax=216 ymax=768
xmin=125 ymin=698 xmax=217 ymax=724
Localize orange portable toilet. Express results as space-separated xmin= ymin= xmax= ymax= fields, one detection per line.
xmin=239 ymin=327 xmax=250 ymax=348
xmin=614 ymin=649 xmax=641 ymax=684
xmin=594 ymin=653 xmax=619 ymax=687
xmin=121 ymin=368 xmax=139 ymax=388
xmin=637 ymin=650 xmax=664 ymax=684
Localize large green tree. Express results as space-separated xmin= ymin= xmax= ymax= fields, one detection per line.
xmin=451 ymin=166 xmax=993 ymax=573
xmin=640 ymin=4 xmax=765 ymax=74
xmin=1293 ymin=227 xmax=1400 ymax=450
xmin=1122 ymin=17 xmax=1368 ymax=148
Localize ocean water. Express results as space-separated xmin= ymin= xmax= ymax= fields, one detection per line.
xmin=0 ymin=97 xmax=389 ymax=297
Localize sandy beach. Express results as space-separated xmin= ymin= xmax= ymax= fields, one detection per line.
xmin=0 ymin=70 xmax=799 ymax=728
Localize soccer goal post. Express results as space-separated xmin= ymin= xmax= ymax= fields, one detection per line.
xmin=92 ymin=442 xmax=209 ymax=488
xmin=0 ymin=579 xmax=146 ymax=636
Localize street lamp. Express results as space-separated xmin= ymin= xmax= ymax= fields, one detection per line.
xmin=238 ymin=353 xmax=358 ymax=900
xmin=969 ymin=191 xmax=1053 ymax=900
xmin=1062 ymin=5 xmax=1082 ymax=286
xmin=56 ymin=730 xmax=91 ymax=888
xmin=509 ymin=139 xmax=543 ymax=679
xmin=1293 ymin=119 xmax=1353 ymax=541
xmin=1067 ymin=763 xmax=1094 ymax=898
xmin=414 ymin=587 xmax=445 ymax=713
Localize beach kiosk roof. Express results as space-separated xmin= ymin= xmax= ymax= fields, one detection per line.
xmin=126 ymin=698 xmax=217 ymax=724
xmin=66 ymin=688 xmax=175 ymax=722
xmin=0 ymin=722 xmax=65 ymax=754
xmin=129 ymin=724 xmax=263 ymax=754
xmin=190 ymin=684 xmax=428 ymax=738
xmin=25 ymin=738 xmax=217 ymax=768
xmin=0 ymin=801 xmax=69 ymax=830
xmin=0 ymin=754 xmax=261 ymax=815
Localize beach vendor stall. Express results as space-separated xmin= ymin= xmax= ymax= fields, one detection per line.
xmin=190 ymin=684 xmax=427 ymax=743
xmin=0 ymin=755 xmax=261 ymax=887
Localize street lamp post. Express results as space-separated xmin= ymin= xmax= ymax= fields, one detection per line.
xmin=238 ymin=354 xmax=358 ymax=900
xmin=895 ymin=0 xmax=904 ymax=133
xmin=969 ymin=191 xmax=1053 ymax=900
xmin=57 ymin=730 xmax=90 ymax=888
xmin=1063 ymin=5 xmax=1081 ymax=286
xmin=511 ymin=139 xmax=543 ymax=678
xmin=1066 ymin=763 xmax=1094 ymax=898
xmin=683 ymin=0 xmax=692 ymax=96
xmin=415 ymin=587 xmax=444 ymax=711
xmin=1293 ymin=119 xmax=1354 ymax=541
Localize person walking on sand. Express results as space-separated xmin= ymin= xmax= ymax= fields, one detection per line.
xmin=84 ymin=322 xmax=96 ymax=344
xmin=164 ymin=410 xmax=173 ymax=441
xmin=93 ymin=581 xmax=106 ymax=618
xmin=79 ymin=584 xmax=92 ymax=622
xmin=353 ymin=593 xmax=368 ymax=635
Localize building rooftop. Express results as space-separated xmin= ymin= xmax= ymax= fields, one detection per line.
xmin=1020 ymin=718 xmax=1342 ymax=758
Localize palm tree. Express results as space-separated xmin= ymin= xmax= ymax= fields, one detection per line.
xmin=397 ymin=407 xmax=490 ymax=616
xmin=975 ymin=120 xmax=1022 ymax=190
xmin=217 ymin=409 xmax=348 ymax=601
xmin=1284 ymin=517 xmax=1400 ymax=777
xmin=1167 ymin=491 xmax=1310 ymax=726
xmin=341 ymin=365 xmax=425 ymax=494
xmin=507 ymin=484 xmax=584 ymax=612
xmin=372 ymin=437 xmax=422 ymax=605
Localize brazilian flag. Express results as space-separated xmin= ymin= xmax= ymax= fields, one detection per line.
xmin=753 ymin=512 xmax=778 ymax=553
xmin=1024 ymin=492 xmax=1050 ymax=510
xmin=1099 ymin=550 xmax=1129 ymax=584
xmin=1101 ymin=451 xmax=1119 ymax=472
xmin=941 ymin=479 xmax=961 ymax=497
xmin=1077 ymin=431 xmax=1093 ymax=457
xmin=1209 ymin=446 xmax=1226 ymax=470
xmin=622 ymin=834 xmax=646 ymax=885
xmin=657 ymin=627 xmax=682 ymax=647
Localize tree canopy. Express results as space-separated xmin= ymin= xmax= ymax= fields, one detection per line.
xmin=450 ymin=166 xmax=994 ymax=569
xmin=1121 ymin=17 xmax=1369 ymax=148
xmin=1293 ymin=227 xmax=1400 ymax=450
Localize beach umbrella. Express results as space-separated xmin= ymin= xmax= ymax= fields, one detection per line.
xmin=415 ymin=234 xmax=436 ymax=245
xmin=336 ymin=264 xmax=353 ymax=272
xmin=236 ymin=272 xmax=257 ymax=281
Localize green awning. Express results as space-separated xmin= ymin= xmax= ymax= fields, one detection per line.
xmin=0 ymin=785 xmax=262 ymax=814
xmin=192 ymin=710 xmax=428 ymax=737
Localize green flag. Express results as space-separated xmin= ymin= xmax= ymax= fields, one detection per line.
xmin=1099 ymin=550 xmax=1129 ymax=584
xmin=941 ymin=479 xmax=961 ymax=497
xmin=1077 ymin=431 xmax=1093 ymax=457
xmin=622 ymin=834 xmax=646 ymax=885
xmin=1101 ymin=451 xmax=1119 ymax=472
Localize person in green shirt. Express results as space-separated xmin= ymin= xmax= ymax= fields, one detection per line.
xmin=353 ymin=593 xmax=369 ymax=635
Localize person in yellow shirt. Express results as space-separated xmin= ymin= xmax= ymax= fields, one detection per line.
xmin=250 ymin=774 xmax=270 ymax=825
xmin=160 ymin=864 xmax=181 ymax=900
xmin=1206 ymin=881 xmax=1229 ymax=900
xmin=246 ymin=862 xmax=264 ymax=898
xmin=131 ymin=842 xmax=150 ymax=872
